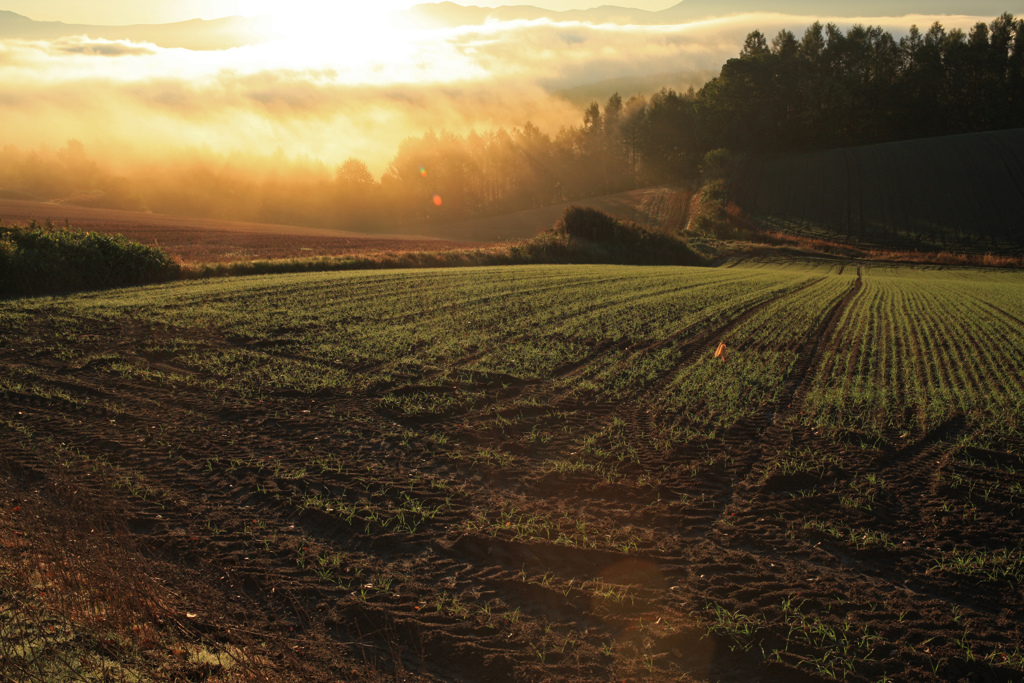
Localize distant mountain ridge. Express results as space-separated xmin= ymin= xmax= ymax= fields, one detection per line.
xmin=0 ymin=2 xmax=1012 ymax=50
xmin=0 ymin=10 xmax=270 ymax=50
xmin=402 ymin=1 xmax=1019 ymax=28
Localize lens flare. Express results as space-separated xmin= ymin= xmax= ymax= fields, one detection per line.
xmin=432 ymin=194 xmax=443 ymax=206
xmin=420 ymin=166 xmax=428 ymax=178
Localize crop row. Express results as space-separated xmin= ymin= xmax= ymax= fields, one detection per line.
xmin=800 ymin=266 xmax=1024 ymax=446
xmin=6 ymin=263 xmax=1023 ymax=450
xmin=2 ymin=260 xmax=1024 ymax=682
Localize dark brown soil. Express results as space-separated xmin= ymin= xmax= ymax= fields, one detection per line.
xmin=0 ymin=186 xmax=685 ymax=258
xmin=0 ymin=199 xmax=490 ymax=264
xmin=2 ymin=296 xmax=1022 ymax=682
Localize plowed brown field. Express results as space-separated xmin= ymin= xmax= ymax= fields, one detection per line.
xmin=0 ymin=186 xmax=693 ymax=264
xmin=0 ymin=199 xmax=484 ymax=264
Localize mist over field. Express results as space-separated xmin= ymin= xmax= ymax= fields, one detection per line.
xmin=0 ymin=8 xmax=995 ymax=176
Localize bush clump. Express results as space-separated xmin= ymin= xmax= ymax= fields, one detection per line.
xmin=687 ymin=180 xmax=733 ymax=236
xmin=686 ymin=149 xmax=753 ymax=240
xmin=0 ymin=221 xmax=180 ymax=298
xmin=553 ymin=205 xmax=705 ymax=265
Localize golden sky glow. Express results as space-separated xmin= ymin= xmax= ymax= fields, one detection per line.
xmin=0 ymin=1 xmax=681 ymax=24
xmin=0 ymin=1 xmax=417 ymax=24
xmin=0 ymin=3 xmax=999 ymax=175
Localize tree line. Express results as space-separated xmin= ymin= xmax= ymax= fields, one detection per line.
xmin=4 ymin=13 xmax=1023 ymax=231
xmin=344 ymin=12 xmax=1024 ymax=226
xmin=696 ymin=13 xmax=1024 ymax=153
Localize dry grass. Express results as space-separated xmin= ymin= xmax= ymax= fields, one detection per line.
xmin=744 ymin=227 xmax=1024 ymax=268
xmin=862 ymin=249 xmax=1024 ymax=268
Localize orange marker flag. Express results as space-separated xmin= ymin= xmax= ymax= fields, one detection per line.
xmin=714 ymin=342 xmax=727 ymax=363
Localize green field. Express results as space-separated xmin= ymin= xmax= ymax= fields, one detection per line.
xmin=2 ymin=261 xmax=1024 ymax=681
xmin=732 ymin=129 xmax=1024 ymax=255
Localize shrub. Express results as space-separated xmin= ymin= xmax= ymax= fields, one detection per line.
xmin=0 ymin=221 xmax=180 ymax=298
xmin=558 ymin=205 xmax=633 ymax=242
xmin=552 ymin=205 xmax=705 ymax=265
xmin=686 ymin=180 xmax=753 ymax=240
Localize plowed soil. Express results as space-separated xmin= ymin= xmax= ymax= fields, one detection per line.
xmin=0 ymin=199 xmax=486 ymax=264
xmin=0 ymin=185 xmax=692 ymax=260
xmin=2 ymin=274 xmax=1023 ymax=682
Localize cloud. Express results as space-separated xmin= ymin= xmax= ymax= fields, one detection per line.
xmin=0 ymin=11 xmax=997 ymax=174
xmin=49 ymin=37 xmax=158 ymax=57
xmin=0 ymin=61 xmax=581 ymax=174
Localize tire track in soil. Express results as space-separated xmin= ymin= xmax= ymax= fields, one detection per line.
xmin=411 ymin=277 xmax=856 ymax=629
xmin=0 ymin=389 xmax=525 ymax=682
xmin=325 ymin=283 xmax=847 ymax=669
xmin=431 ymin=279 xmax=831 ymax=539
xmin=663 ymin=270 xmax=868 ymax=638
xmin=43 ymin=340 xmax=661 ymax=682
xmin=576 ymin=281 xmax=840 ymax=512
xmin=733 ymin=267 xmax=862 ymax=453
xmin=656 ymin=266 xmax=1022 ymax=678
xmin=0 ymin=437 xmax=337 ymax=668
xmin=379 ymin=280 xmax=833 ymax=540
xmin=873 ymin=292 xmax=1023 ymax=531
xmin=874 ymin=414 xmax=968 ymax=528
xmin=8 ymin=272 xmax=1023 ymax=681
xmin=592 ymin=276 xmax=828 ymax=396
xmin=767 ymin=267 xmax=863 ymax=426
xmin=865 ymin=415 xmax=1024 ymax=613
xmin=7 ymin=373 xmax=341 ymax=546
xmin=976 ymin=298 xmax=1024 ymax=329
xmin=654 ymin=269 xmax=863 ymax=529
xmin=512 ymin=277 xmax=830 ymax=466
xmin=433 ymin=272 xmax=769 ymax=390
xmin=225 ymin=274 xmax=746 ymax=398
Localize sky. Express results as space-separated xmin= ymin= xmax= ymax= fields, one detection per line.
xmin=2 ymin=1 xmax=680 ymax=24
xmin=0 ymin=1 xmax=1002 ymax=176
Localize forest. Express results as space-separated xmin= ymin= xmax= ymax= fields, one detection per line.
xmin=2 ymin=13 xmax=1023 ymax=231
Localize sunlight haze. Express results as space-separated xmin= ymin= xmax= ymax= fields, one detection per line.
xmin=3 ymin=0 xmax=1024 ymax=675
xmin=1 ymin=1 xmax=680 ymax=23
xmin=0 ymin=0 xmax=1006 ymax=177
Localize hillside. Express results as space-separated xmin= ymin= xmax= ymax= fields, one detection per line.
xmin=0 ymin=11 xmax=268 ymax=50
xmin=730 ymin=128 xmax=1024 ymax=255
xmin=403 ymin=1 xmax=1016 ymax=28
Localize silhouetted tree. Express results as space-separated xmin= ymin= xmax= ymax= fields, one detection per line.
xmin=334 ymin=158 xmax=379 ymax=229
xmin=741 ymin=30 xmax=770 ymax=58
